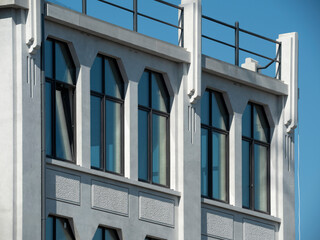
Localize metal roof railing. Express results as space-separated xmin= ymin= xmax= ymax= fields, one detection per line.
xmin=202 ymin=15 xmax=281 ymax=79
xmin=82 ymin=0 xmax=184 ymax=47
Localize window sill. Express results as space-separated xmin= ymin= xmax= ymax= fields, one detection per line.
xmin=201 ymin=197 xmax=281 ymax=224
xmin=46 ymin=158 xmax=181 ymax=198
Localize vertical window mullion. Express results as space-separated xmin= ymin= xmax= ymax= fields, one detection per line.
xmin=102 ymin=58 xmax=106 ymax=171
xmin=166 ymin=115 xmax=170 ymax=187
xmin=208 ymin=92 xmax=212 ymax=198
xmin=53 ymin=216 xmax=56 ymax=240
xmin=149 ymin=109 xmax=153 ymax=183
xmin=208 ymin=128 xmax=213 ymax=199
xmin=149 ymin=72 xmax=152 ymax=183
xmin=121 ymin=101 xmax=124 ymax=175
xmin=52 ymin=42 xmax=56 ymax=158
xmin=250 ymin=104 xmax=254 ymax=210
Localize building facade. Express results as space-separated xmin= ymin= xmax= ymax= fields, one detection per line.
xmin=0 ymin=0 xmax=298 ymax=239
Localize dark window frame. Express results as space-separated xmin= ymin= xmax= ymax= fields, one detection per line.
xmin=138 ymin=70 xmax=170 ymax=188
xmin=94 ymin=226 xmax=120 ymax=240
xmin=90 ymin=54 xmax=125 ymax=176
xmin=201 ymin=89 xmax=229 ymax=203
xmin=45 ymin=38 xmax=76 ymax=163
xmin=242 ymin=102 xmax=271 ymax=214
xmin=46 ymin=215 xmax=75 ymax=240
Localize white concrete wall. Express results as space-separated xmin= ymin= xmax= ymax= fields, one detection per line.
xmin=0 ymin=6 xmax=42 ymax=240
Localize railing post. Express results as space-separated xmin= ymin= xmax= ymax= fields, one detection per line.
xmin=235 ymin=21 xmax=239 ymax=66
xmin=133 ymin=0 xmax=138 ymax=31
xmin=82 ymin=0 xmax=86 ymax=14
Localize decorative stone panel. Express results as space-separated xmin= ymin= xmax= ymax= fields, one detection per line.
xmin=243 ymin=219 xmax=275 ymax=240
xmin=201 ymin=208 xmax=234 ymax=240
xmin=91 ymin=180 xmax=129 ymax=216
xmin=139 ymin=192 xmax=175 ymax=227
xmin=46 ymin=169 xmax=80 ymax=205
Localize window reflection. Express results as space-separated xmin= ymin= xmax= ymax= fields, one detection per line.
xmin=90 ymin=55 xmax=124 ymax=175
xmin=201 ymin=89 xmax=229 ymax=202
xmin=138 ymin=70 xmax=170 ymax=187
xmin=242 ymin=102 xmax=270 ymax=213
xmin=93 ymin=226 xmax=120 ymax=240
xmin=45 ymin=38 xmax=76 ymax=162
xmin=46 ymin=215 xmax=75 ymax=240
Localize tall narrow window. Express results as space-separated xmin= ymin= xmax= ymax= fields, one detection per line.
xmin=201 ymin=90 xmax=229 ymax=202
xmin=242 ymin=103 xmax=270 ymax=213
xmin=45 ymin=39 xmax=76 ymax=162
xmin=46 ymin=215 xmax=75 ymax=240
xmin=93 ymin=226 xmax=120 ymax=240
xmin=90 ymin=55 xmax=124 ymax=175
xmin=138 ymin=70 xmax=170 ymax=187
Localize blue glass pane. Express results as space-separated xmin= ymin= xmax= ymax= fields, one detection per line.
xmin=45 ymin=40 xmax=53 ymax=78
xmin=91 ymin=96 xmax=101 ymax=168
xmin=106 ymin=100 xmax=122 ymax=174
xmin=138 ymin=110 xmax=148 ymax=181
xmin=212 ymin=132 xmax=227 ymax=201
xmin=242 ymin=104 xmax=252 ymax=138
xmin=45 ymin=216 xmax=53 ymax=240
xmin=105 ymin=228 xmax=119 ymax=240
xmin=56 ymin=217 xmax=74 ymax=240
xmin=201 ymin=128 xmax=208 ymax=197
xmin=90 ymin=57 xmax=103 ymax=93
xmin=105 ymin=58 xmax=123 ymax=99
xmin=201 ymin=91 xmax=209 ymax=125
xmin=254 ymin=144 xmax=268 ymax=212
xmin=138 ymin=71 xmax=149 ymax=107
xmin=212 ymin=92 xmax=228 ymax=130
xmin=151 ymin=72 xmax=169 ymax=112
xmin=46 ymin=82 xmax=52 ymax=156
xmin=93 ymin=228 xmax=103 ymax=240
xmin=55 ymin=88 xmax=73 ymax=161
xmin=253 ymin=105 xmax=269 ymax=143
xmin=55 ymin=41 xmax=75 ymax=85
xmin=242 ymin=140 xmax=250 ymax=208
xmin=152 ymin=114 xmax=167 ymax=185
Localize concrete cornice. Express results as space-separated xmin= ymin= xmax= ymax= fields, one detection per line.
xmin=202 ymin=55 xmax=288 ymax=96
xmin=45 ymin=2 xmax=190 ymax=64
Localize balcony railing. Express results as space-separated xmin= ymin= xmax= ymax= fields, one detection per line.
xmin=47 ymin=0 xmax=184 ymax=46
xmin=202 ymin=15 xmax=281 ymax=79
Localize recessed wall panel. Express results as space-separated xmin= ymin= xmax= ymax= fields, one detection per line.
xmin=46 ymin=169 xmax=80 ymax=205
xmin=243 ymin=219 xmax=275 ymax=240
xmin=201 ymin=208 xmax=234 ymax=240
xmin=91 ymin=180 xmax=129 ymax=216
xmin=139 ymin=192 xmax=175 ymax=227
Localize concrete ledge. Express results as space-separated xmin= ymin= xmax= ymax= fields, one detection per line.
xmin=202 ymin=198 xmax=281 ymax=224
xmin=45 ymin=2 xmax=190 ymax=64
xmin=202 ymin=55 xmax=288 ymax=96
xmin=46 ymin=158 xmax=181 ymax=198
xmin=0 ymin=0 xmax=28 ymax=9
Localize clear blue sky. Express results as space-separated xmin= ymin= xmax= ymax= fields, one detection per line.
xmin=51 ymin=0 xmax=320 ymax=238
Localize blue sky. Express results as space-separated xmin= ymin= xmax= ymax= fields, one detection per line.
xmin=50 ymin=0 xmax=320 ymax=238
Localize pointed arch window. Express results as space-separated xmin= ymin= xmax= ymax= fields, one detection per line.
xmin=242 ymin=102 xmax=270 ymax=213
xmin=45 ymin=38 xmax=76 ymax=162
xmin=93 ymin=226 xmax=120 ymax=240
xmin=46 ymin=215 xmax=75 ymax=240
xmin=201 ymin=89 xmax=229 ymax=202
xmin=138 ymin=70 xmax=170 ymax=187
xmin=90 ymin=55 xmax=124 ymax=175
